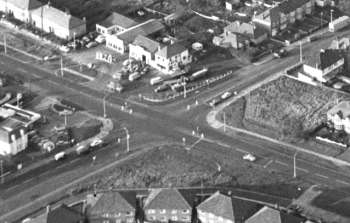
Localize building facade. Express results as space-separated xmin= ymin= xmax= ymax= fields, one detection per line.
xmin=31 ymin=4 xmax=86 ymax=40
xmin=96 ymin=12 xmax=137 ymax=36
xmin=327 ymin=101 xmax=350 ymax=133
xmin=0 ymin=0 xmax=42 ymax=23
xmin=144 ymin=188 xmax=192 ymax=222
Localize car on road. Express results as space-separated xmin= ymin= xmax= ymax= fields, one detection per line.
xmin=76 ymin=144 xmax=89 ymax=155
xmin=221 ymin=91 xmax=232 ymax=100
xmin=273 ymin=49 xmax=288 ymax=58
xmin=54 ymin=151 xmax=66 ymax=161
xmin=243 ymin=153 xmax=256 ymax=162
xmin=90 ymin=138 xmax=103 ymax=148
xmin=86 ymin=41 xmax=98 ymax=49
xmin=59 ymin=45 xmax=71 ymax=53
xmin=209 ymin=99 xmax=219 ymax=107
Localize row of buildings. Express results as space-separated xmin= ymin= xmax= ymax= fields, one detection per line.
xmin=34 ymin=188 xmax=309 ymax=223
xmin=96 ymin=13 xmax=192 ymax=74
xmin=219 ymin=0 xmax=334 ymax=49
xmin=0 ymin=0 xmax=86 ymax=40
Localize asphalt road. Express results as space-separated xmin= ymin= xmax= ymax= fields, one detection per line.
xmin=1 ymin=31 xmax=350 ymax=221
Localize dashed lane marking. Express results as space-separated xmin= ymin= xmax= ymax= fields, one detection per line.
xmin=236 ymin=148 xmax=247 ymax=153
xmin=296 ymin=167 xmax=309 ymax=173
xmin=275 ymin=160 xmax=289 ymax=167
xmin=315 ymin=173 xmax=329 ymax=179
xmin=336 ymin=179 xmax=350 ymax=185
xmin=264 ymin=160 xmax=273 ymax=168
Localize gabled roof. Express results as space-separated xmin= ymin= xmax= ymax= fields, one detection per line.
xmin=99 ymin=12 xmax=137 ymax=29
xmin=197 ymin=191 xmax=263 ymax=222
xmin=155 ymin=42 xmax=187 ymax=58
xmin=31 ymin=4 xmax=86 ymax=29
xmin=47 ymin=204 xmax=84 ymax=223
xmin=144 ymin=188 xmax=192 ymax=210
xmin=319 ymin=49 xmax=345 ymax=70
xmin=90 ymin=191 xmax=136 ymax=215
xmin=278 ymin=0 xmax=310 ymax=14
xmin=225 ymin=21 xmax=266 ymax=39
xmin=245 ymin=206 xmax=305 ymax=223
xmin=8 ymin=0 xmax=42 ymax=10
xmin=132 ymin=35 xmax=161 ymax=53
xmin=117 ymin=19 xmax=164 ymax=43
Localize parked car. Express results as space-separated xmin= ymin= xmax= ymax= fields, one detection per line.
xmin=95 ymin=35 xmax=106 ymax=43
xmin=86 ymin=41 xmax=98 ymax=49
xmin=243 ymin=153 xmax=256 ymax=162
xmin=59 ymin=45 xmax=70 ymax=53
xmin=209 ymin=99 xmax=219 ymax=107
xmin=76 ymin=144 xmax=89 ymax=155
xmin=150 ymin=76 xmax=163 ymax=85
xmin=273 ymin=49 xmax=288 ymax=58
xmin=90 ymin=138 xmax=103 ymax=148
xmin=221 ymin=91 xmax=232 ymax=100
xmin=54 ymin=151 xmax=65 ymax=161
xmin=154 ymin=84 xmax=169 ymax=93
xmin=129 ymin=72 xmax=141 ymax=82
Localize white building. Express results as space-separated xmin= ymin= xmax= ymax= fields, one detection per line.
xmin=106 ymin=19 xmax=164 ymax=54
xmin=0 ymin=0 xmax=42 ymax=23
xmin=327 ymin=101 xmax=350 ymax=133
xmin=0 ymin=104 xmax=40 ymax=156
xmin=129 ymin=35 xmax=161 ymax=65
xmin=299 ymin=49 xmax=345 ymax=83
xmin=329 ymin=16 xmax=350 ymax=32
xmin=31 ymin=4 xmax=86 ymax=40
xmin=96 ymin=12 xmax=137 ymax=36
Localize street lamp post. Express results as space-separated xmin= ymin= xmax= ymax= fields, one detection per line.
xmin=102 ymin=93 xmax=109 ymax=118
xmin=0 ymin=160 xmax=3 ymax=184
xmin=3 ymin=34 xmax=7 ymax=54
xmin=293 ymin=152 xmax=297 ymax=178
xmin=73 ymin=32 xmax=76 ymax=50
xmin=123 ymin=127 xmax=130 ymax=153
xmin=223 ymin=112 xmax=226 ymax=132
xmin=299 ymin=41 xmax=303 ymax=63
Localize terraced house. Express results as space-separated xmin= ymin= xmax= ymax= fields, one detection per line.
xmin=253 ymin=0 xmax=315 ymax=36
xmin=0 ymin=0 xmax=42 ymax=23
xmin=30 ymin=3 xmax=86 ymax=40
xmin=143 ymin=188 xmax=192 ymax=222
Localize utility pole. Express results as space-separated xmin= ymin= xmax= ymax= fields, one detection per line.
xmin=60 ymin=56 xmax=64 ymax=77
xmin=0 ymin=160 xmax=3 ymax=184
xmin=223 ymin=112 xmax=226 ymax=132
xmin=293 ymin=152 xmax=297 ymax=178
xmin=3 ymin=34 xmax=7 ymax=54
xmin=123 ymin=127 xmax=130 ymax=153
xmin=73 ymin=32 xmax=76 ymax=50
xmin=330 ymin=9 xmax=334 ymax=24
xmin=64 ymin=113 xmax=67 ymax=126
xmin=299 ymin=41 xmax=303 ymax=63
xmin=103 ymin=94 xmax=107 ymax=118
xmin=183 ymin=80 xmax=187 ymax=98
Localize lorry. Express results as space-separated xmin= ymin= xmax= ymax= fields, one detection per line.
xmin=188 ymin=67 xmax=208 ymax=82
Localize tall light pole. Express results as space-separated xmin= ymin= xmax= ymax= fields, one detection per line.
xmin=73 ymin=32 xmax=76 ymax=50
xmin=320 ymin=11 xmax=323 ymax=29
xmin=330 ymin=9 xmax=334 ymax=24
xmin=223 ymin=112 xmax=226 ymax=132
xmin=60 ymin=56 xmax=64 ymax=77
xmin=293 ymin=152 xmax=297 ymax=178
xmin=0 ymin=160 xmax=3 ymax=184
xmin=3 ymin=34 xmax=7 ymax=54
xmin=299 ymin=41 xmax=303 ymax=63
xmin=102 ymin=94 xmax=108 ymax=118
xmin=123 ymin=127 xmax=130 ymax=153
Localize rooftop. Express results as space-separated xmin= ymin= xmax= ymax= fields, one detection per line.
xmin=132 ymin=35 xmax=161 ymax=53
xmin=89 ymin=191 xmax=136 ymax=215
xmin=245 ymin=206 xmax=305 ymax=223
xmin=47 ymin=204 xmax=84 ymax=223
xmin=278 ymin=0 xmax=310 ymax=14
xmin=7 ymin=0 xmax=42 ymax=10
xmin=117 ymin=19 xmax=164 ymax=44
xmin=225 ymin=21 xmax=266 ymax=39
xmin=144 ymin=188 xmax=192 ymax=210
xmin=99 ymin=12 xmax=138 ymax=29
xmin=155 ymin=42 xmax=187 ymax=58
xmin=319 ymin=49 xmax=345 ymax=70
xmin=328 ymin=101 xmax=350 ymax=119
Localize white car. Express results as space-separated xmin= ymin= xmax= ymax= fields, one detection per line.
xmin=90 ymin=138 xmax=103 ymax=148
xmin=86 ymin=41 xmax=98 ymax=48
xmin=243 ymin=153 xmax=256 ymax=162
xmin=95 ymin=35 xmax=106 ymax=43
xmin=221 ymin=92 xmax=232 ymax=100
xmin=59 ymin=45 xmax=70 ymax=53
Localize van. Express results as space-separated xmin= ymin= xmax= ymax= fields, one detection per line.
xmin=129 ymin=72 xmax=141 ymax=82
xmin=76 ymin=144 xmax=89 ymax=155
xmin=150 ymin=77 xmax=163 ymax=85
xmin=54 ymin=152 xmax=65 ymax=161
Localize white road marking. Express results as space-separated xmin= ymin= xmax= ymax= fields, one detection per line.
xmin=5 ymin=184 xmax=19 ymax=192
xmin=315 ymin=173 xmax=329 ymax=179
xmin=275 ymin=160 xmax=289 ymax=167
xmin=296 ymin=167 xmax=309 ymax=173
xmin=217 ymin=141 xmax=231 ymax=148
xmin=69 ymin=159 xmax=79 ymax=164
xmin=264 ymin=160 xmax=273 ymax=168
xmin=15 ymin=67 xmax=27 ymax=73
xmin=236 ymin=148 xmax=247 ymax=153
xmin=23 ymin=178 xmax=33 ymax=184
xmin=336 ymin=179 xmax=350 ymax=185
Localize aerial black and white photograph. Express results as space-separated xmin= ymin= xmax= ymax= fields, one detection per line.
xmin=1 ymin=0 xmax=350 ymax=222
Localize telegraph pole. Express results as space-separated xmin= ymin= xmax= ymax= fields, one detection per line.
xmin=103 ymin=95 xmax=107 ymax=118
xmin=3 ymin=34 xmax=7 ymax=54
xmin=223 ymin=112 xmax=226 ymax=132
xmin=60 ymin=56 xmax=64 ymax=77
xmin=293 ymin=152 xmax=297 ymax=178
xmin=299 ymin=41 xmax=303 ymax=63
xmin=0 ymin=160 xmax=4 ymax=184
xmin=123 ymin=127 xmax=130 ymax=153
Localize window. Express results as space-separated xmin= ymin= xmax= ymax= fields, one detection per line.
xmin=171 ymin=216 xmax=178 ymax=221
xmin=115 ymin=219 xmax=121 ymax=223
xmin=126 ymin=211 xmax=133 ymax=216
xmin=103 ymin=220 xmax=110 ymax=223
xmin=160 ymin=209 xmax=166 ymax=214
xmin=161 ymin=216 xmax=167 ymax=222
xmin=182 ymin=209 xmax=190 ymax=214
xmin=171 ymin=210 xmax=177 ymax=214
xmin=182 ymin=216 xmax=190 ymax=221
xmin=126 ymin=218 xmax=134 ymax=223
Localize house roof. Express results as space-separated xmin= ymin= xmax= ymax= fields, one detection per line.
xmin=225 ymin=21 xmax=266 ymax=39
xmin=90 ymin=191 xmax=136 ymax=215
xmin=197 ymin=191 xmax=263 ymax=222
xmin=144 ymin=188 xmax=192 ymax=210
xmin=278 ymin=0 xmax=310 ymax=14
xmin=99 ymin=12 xmax=137 ymax=29
xmin=155 ymin=42 xmax=187 ymax=58
xmin=132 ymin=35 xmax=161 ymax=53
xmin=329 ymin=37 xmax=350 ymax=50
xmin=319 ymin=49 xmax=345 ymax=70
xmin=47 ymin=204 xmax=84 ymax=223
xmin=245 ymin=206 xmax=305 ymax=223
xmin=31 ymin=4 xmax=85 ymax=29
xmin=8 ymin=0 xmax=42 ymax=10
xmin=117 ymin=19 xmax=164 ymax=43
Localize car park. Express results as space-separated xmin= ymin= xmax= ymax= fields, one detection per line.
xmin=243 ymin=153 xmax=256 ymax=162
